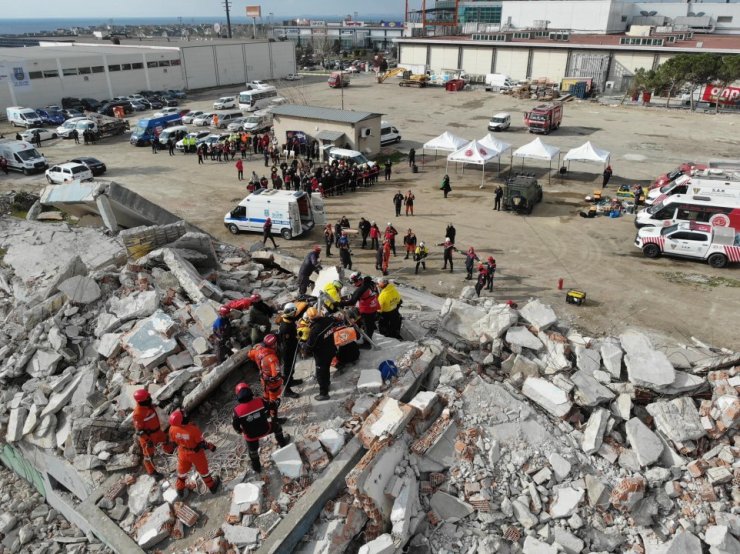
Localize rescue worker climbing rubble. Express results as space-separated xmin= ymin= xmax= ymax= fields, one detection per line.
xmin=168 ymin=409 xmax=220 ymax=498
xmin=377 ymin=277 xmax=403 ymax=340
xmin=132 ymin=389 xmax=174 ymax=477
xmin=321 ymin=279 xmax=344 ymax=313
xmin=247 ymin=334 xmax=292 ymax=412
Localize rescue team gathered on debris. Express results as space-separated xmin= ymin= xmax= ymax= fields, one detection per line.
xmin=129 ymin=243 xmax=418 ymax=490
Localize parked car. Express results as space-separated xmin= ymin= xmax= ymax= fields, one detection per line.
xmin=175 ymin=131 xmax=210 ymax=151
xmin=153 ymin=107 xmax=180 ymax=117
xmin=227 ymin=117 xmax=250 ymax=132
xmin=129 ymin=100 xmax=148 ymax=111
xmin=62 ymin=108 xmax=84 ymax=119
xmin=213 ymin=96 xmax=237 ymax=110
xmin=35 ymin=109 xmax=66 ymax=126
xmin=45 ymin=162 xmax=93 ymax=184
xmin=98 ymin=101 xmax=133 ymax=116
xmin=70 ymin=156 xmax=107 ymax=176
xmin=197 ymin=133 xmax=230 ymax=148
xmin=20 ymin=128 xmax=58 ymax=142
xmin=144 ymin=98 xmax=164 ymax=110
xmin=192 ymin=113 xmax=215 ymax=126
xmin=182 ymin=111 xmax=204 ymax=124
xmin=167 ymin=89 xmax=187 ymax=99
xmin=80 ymin=98 xmax=101 ymax=112
xmin=284 ymin=73 xmax=303 ymax=81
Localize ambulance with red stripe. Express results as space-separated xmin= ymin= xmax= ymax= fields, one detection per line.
xmin=635 ymin=194 xmax=740 ymax=230
xmin=635 ymin=222 xmax=739 ymax=268
xmin=645 ymin=175 xmax=740 ymax=206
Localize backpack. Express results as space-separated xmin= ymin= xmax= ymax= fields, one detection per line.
xmin=379 ymin=360 xmax=398 ymax=381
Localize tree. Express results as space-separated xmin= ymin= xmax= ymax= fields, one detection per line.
xmin=655 ymin=55 xmax=692 ymax=108
xmin=714 ymin=54 xmax=740 ymax=113
xmin=621 ymin=67 xmax=658 ymax=105
xmin=684 ymin=53 xmax=720 ymax=111
xmin=331 ymin=40 xmax=341 ymax=55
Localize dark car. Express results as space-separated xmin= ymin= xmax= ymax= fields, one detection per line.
xmin=167 ymin=89 xmax=187 ymax=99
xmin=80 ymin=98 xmax=101 ymax=111
xmin=145 ymin=98 xmax=164 ymax=109
xmin=98 ymin=101 xmax=133 ymax=116
xmin=70 ymin=157 xmax=107 ymax=176
xmin=35 ymin=109 xmax=65 ymax=126
xmin=61 ymin=96 xmax=84 ymax=110
xmin=62 ymin=108 xmax=84 ymax=119
xmin=502 ymin=174 xmax=543 ymax=214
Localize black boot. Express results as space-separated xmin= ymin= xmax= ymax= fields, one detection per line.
xmin=208 ymin=476 xmax=221 ymax=494
xmin=314 ymin=393 xmax=330 ymax=401
xmin=283 ymin=388 xmax=300 ymax=399
xmin=289 ymin=378 xmax=304 ymax=386
xmin=250 ymin=456 xmax=262 ymax=473
xmin=276 ymin=433 xmax=292 ymax=447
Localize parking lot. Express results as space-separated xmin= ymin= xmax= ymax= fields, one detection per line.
xmin=1 ymin=72 xmax=739 ymax=348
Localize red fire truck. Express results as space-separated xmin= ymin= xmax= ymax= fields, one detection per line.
xmin=524 ymin=103 xmax=563 ymax=134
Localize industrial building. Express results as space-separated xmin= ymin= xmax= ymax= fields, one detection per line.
xmin=0 ymin=39 xmax=295 ymax=112
xmin=399 ymin=0 xmax=740 ymax=91
xmin=272 ymin=20 xmax=405 ymax=51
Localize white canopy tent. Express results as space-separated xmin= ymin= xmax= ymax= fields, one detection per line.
xmin=563 ymin=141 xmax=611 ymax=172
xmin=512 ymin=138 xmax=561 ymax=183
xmin=446 ymin=139 xmax=500 ymax=186
xmin=422 ymin=131 xmax=469 ymax=164
xmin=478 ymin=134 xmax=512 ymax=172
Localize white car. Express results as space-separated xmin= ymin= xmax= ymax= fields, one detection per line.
xmin=153 ymin=107 xmax=180 ymax=117
xmin=248 ymin=80 xmax=269 ymax=89
xmin=21 ymin=128 xmax=58 ymax=142
xmin=175 ymin=131 xmax=210 ymax=151
xmin=227 ymin=117 xmax=249 ymax=132
xmin=45 ymin=162 xmax=93 ymax=184
xmin=182 ymin=111 xmax=204 ymax=124
xmin=192 ymin=112 xmax=215 ymax=126
xmin=284 ymin=73 xmax=303 ymax=81
xmin=213 ymin=96 xmax=237 ymax=110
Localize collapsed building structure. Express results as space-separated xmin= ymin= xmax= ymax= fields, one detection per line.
xmin=0 ymin=191 xmax=739 ymax=554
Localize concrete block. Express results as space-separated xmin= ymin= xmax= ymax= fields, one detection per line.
xmin=575 ymin=345 xmax=601 ymax=373
xmin=548 ymin=453 xmax=571 ymax=482
xmin=358 ymin=533 xmax=395 ymax=554
xmin=646 ymin=398 xmax=705 ymax=443
xmin=58 ymin=275 xmax=101 ymax=304
xmin=153 ymin=367 xmax=199 ymax=403
xmin=0 ymin=513 xmax=18 ymax=535
xmin=537 ymin=331 xmax=571 ymax=372
xmin=163 ymin=248 xmax=223 ymax=303
xmin=26 ymin=349 xmax=62 ymax=378
xmin=391 ymin=477 xmax=418 ymax=542
xmin=705 ymin=525 xmax=740 ymax=553
xmin=552 ymin=527 xmax=585 ymax=554
xmin=439 ymin=298 xmax=487 ymax=342
xmin=620 ymin=330 xmax=676 ymax=392
xmin=664 ymin=530 xmax=702 ymax=554
xmin=430 ymin=491 xmax=474 ymax=522
xmin=359 ymin=397 xmax=414 ymax=448
xmin=352 ymin=395 xmax=377 ymax=418
xmin=523 ymin=535 xmax=559 ymax=554
xmin=611 ymin=393 xmax=632 ymax=421
xmin=48 ymin=326 xmax=66 ymax=351
xmin=97 ymin=333 xmax=122 ymax=359
xmin=221 ymin=524 xmax=259 ymax=547
xmin=549 ymin=487 xmax=584 ymax=519
xmin=121 ymin=310 xmax=179 ymax=370
xmin=162 ymin=488 xmax=179 ymax=504
xmin=571 ymin=370 xmax=615 ymax=407
xmin=625 ymin=417 xmax=664 ymax=467
xmin=707 ymin=467 xmax=733 ymax=485
xmin=582 ymin=408 xmax=609 ymax=455
xmin=519 ymin=299 xmax=557 ymax=332
xmin=470 ymin=303 xmax=519 ymax=338
xmin=271 ymin=443 xmax=304 ymax=479
xmin=408 ymin=391 xmax=438 ymax=418
xmin=41 ymin=371 xmax=83 ymax=417
xmin=166 ymin=350 xmax=193 ymax=371
xmin=6 ymin=407 xmax=28 ymax=442
xmin=512 ymin=500 xmax=539 ymax=529
xmin=522 ymin=377 xmax=572 ymax=418
xmin=439 ymin=364 xmax=464 ymax=387
xmin=128 ymin=474 xmax=156 ymax=516
xmin=137 ymin=503 xmax=174 ymax=549
xmin=109 ymin=290 xmax=159 ymax=322
xmin=663 ymin=371 xmax=705 ymax=395
xmin=192 ymin=301 xmax=220 ymax=334
xmin=192 ymin=336 xmax=210 ymax=354
xmin=318 ymin=429 xmax=345 ymax=457
xmin=506 ymin=326 xmax=543 ymax=351
xmin=233 ymin=482 xmax=262 ymax=511
xmin=357 ymin=369 xmax=383 ymax=393
xmin=21 ymin=404 xmax=40 ymax=436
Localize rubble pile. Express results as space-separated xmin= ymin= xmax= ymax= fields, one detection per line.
xmin=300 ymin=296 xmax=740 ymax=553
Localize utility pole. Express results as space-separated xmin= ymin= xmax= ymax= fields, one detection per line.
xmin=222 ymin=0 xmax=233 ymax=38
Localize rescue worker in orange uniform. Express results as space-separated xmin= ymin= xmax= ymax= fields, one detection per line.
xmin=232 ymin=383 xmax=291 ymax=473
xmin=168 ymin=409 xmax=220 ymax=497
xmin=132 ymin=389 xmax=174 ymax=476
xmin=247 ymin=334 xmax=286 ymax=420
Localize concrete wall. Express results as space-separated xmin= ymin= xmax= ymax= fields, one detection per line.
xmin=492 ymin=47 xmax=530 ymax=81
xmin=530 ymin=49 xmax=569 ymax=81
xmin=500 ymin=0 xmax=628 ymax=34
xmin=461 ymin=47 xmax=494 ymax=75
xmin=272 ymin=115 xmax=382 ymax=158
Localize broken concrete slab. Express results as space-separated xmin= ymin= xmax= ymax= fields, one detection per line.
xmin=438 ymin=298 xmax=487 ymax=343
xmin=553 ymin=527 xmax=585 ymax=554
xmin=25 ymin=349 xmax=62 ymax=378
xmin=48 ymin=326 xmax=66 ymax=351
xmin=519 ymin=299 xmax=558 ymax=332
xmin=359 ymin=533 xmax=395 ymax=554
xmin=438 ymin=364 xmax=464 ymax=387
xmin=705 ymin=525 xmax=740 ymax=553
xmin=575 ymin=345 xmax=601 ymax=374
xmin=585 ymin=474 xmax=611 ymax=507
xmin=271 ymin=443 xmax=304 ymax=480
xmin=582 ymin=408 xmax=609 ymax=455
xmin=162 ymin=248 xmax=223 ymax=303
xmin=109 ymin=290 xmax=159 ymax=323
xmin=470 ymin=303 xmax=519 ymax=339
xmin=359 ymin=397 xmax=415 ymax=448
xmin=357 ymin=369 xmax=383 ymax=393
xmin=512 ymin=499 xmax=539 ymax=529
xmin=537 ymin=331 xmax=571 ymax=373
xmin=166 ymin=350 xmax=193 ymax=371
xmin=430 ymin=490 xmax=474 ymax=523
xmin=128 ymin=475 xmax=156 ymax=516
xmin=620 ymin=330 xmax=676 ymax=392
xmin=233 ymin=482 xmax=262 ymax=514
xmin=6 ymin=407 xmax=28 ymax=443
xmin=664 ymin=530 xmax=702 ymax=554
xmin=408 ymin=391 xmax=438 ymax=418
xmin=549 ymin=487 xmax=584 ymax=519
xmin=522 ymin=377 xmax=572 ymax=418
xmin=318 ymin=429 xmax=345 ymax=457
xmin=571 ymin=370 xmax=615 ymax=407
xmin=506 ymin=326 xmax=543 ymax=351
xmin=182 ymin=348 xmax=250 ymax=412
xmin=548 ymin=453 xmax=572 ymax=482
xmin=611 ymin=393 xmax=632 ymax=421
xmin=153 ymin=367 xmax=199 ymax=403
xmin=510 ymin=354 xmax=541 ymax=379
xmin=121 ymin=310 xmax=179 ymax=370
xmin=523 ymin=535 xmax=559 ymax=554
xmin=661 ymin=371 xmax=706 ymax=395
xmin=625 ymin=418 xmax=664 ymax=467
xmin=646 ymin=397 xmax=705 ymax=443
xmin=600 ymin=340 xmax=623 ymax=379
xmin=40 ymin=371 xmax=83 ymax=417
xmin=221 ymin=524 xmax=259 ymax=547
xmin=57 ymin=275 xmax=101 ymax=305
xmin=97 ymin=333 xmax=122 ymax=359
xmin=391 ymin=477 xmax=418 ymax=542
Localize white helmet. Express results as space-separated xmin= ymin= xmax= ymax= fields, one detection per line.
xmin=419 ymin=241 xmax=425 ymax=247
xmin=283 ymin=302 xmax=297 ymax=316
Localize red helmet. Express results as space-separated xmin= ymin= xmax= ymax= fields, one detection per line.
xmin=218 ymin=306 xmax=231 ymax=316
xmin=313 ymin=244 xmax=321 ymax=253
xmin=235 ymin=382 xmax=250 ymax=396
xmin=169 ymin=409 xmax=184 ymax=426
xmin=263 ymin=334 xmax=277 ymax=348
xmin=478 ymin=264 xmax=485 ymax=271
xmin=488 ymin=256 xmax=495 ymax=263
xmin=250 ymin=293 xmax=262 ymax=303
xmin=133 ymin=389 xmax=150 ymax=403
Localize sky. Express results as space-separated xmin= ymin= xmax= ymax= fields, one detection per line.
xmin=2 ymin=0 xmax=404 ymax=19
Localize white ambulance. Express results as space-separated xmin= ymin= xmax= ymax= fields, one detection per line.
xmin=646 ymin=175 xmax=740 ymax=206
xmin=634 ymin=222 xmax=740 ymax=268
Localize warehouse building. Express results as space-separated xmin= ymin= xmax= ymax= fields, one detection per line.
xmin=270 ymin=104 xmax=382 ymax=158
xmin=0 ymin=39 xmax=295 ymax=112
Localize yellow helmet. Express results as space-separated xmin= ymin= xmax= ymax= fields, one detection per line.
xmin=305 ymin=307 xmax=319 ymax=320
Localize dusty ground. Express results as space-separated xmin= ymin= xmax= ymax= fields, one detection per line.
xmin=1 ymin=73 xmax=739 ymax=349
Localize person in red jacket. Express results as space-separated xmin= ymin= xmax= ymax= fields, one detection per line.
xmin=262 ymin=217 xmax=278 ymax=248
xmin=168 ymin=409 xmax=220 ymax=497
xmin=369 ymin=221 xmax=380 ymax=250
xmin=475 ymin=264 xmax=488 ymax=297
xmin=381 ymin=238 xmax=392 ymax=276
xmin=232 ymin=383 xmax=291 ymax=473
xmin=344 ymin=272 xmax=380 ymax=344
xmin=384 ymin=223 xmax=398 ymax=256
xmin=247 ymin=334 xmax=288 ymax=415
xmin=132 ymin=389 xmax=174 ymax=476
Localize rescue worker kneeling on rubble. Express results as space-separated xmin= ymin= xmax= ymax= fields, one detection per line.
xmin=213 ymin=306 xmax=236 ymax=362
xmin=232 ymin=383 xmax=291 ymax=473
xmin=132 ymin=389 xmax=175 ymax=477
xmin=248 ymin=294 xmax=275 ymax=345
xmin=377 ymin=277 xmax=403 ymax=340
xmin=168 ymin=409 xmax=220 ymax=497
xmin=344 ymin=272 xmax=379 ymax=346
xmin=321 ymin=279 xmax=344 ymax=313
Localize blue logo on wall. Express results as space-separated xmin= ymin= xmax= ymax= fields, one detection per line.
xmin=13 ymin=67 xmax=25 ymax=81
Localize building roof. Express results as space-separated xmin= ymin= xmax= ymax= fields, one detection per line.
xmin=270 ymin=104 xmax=382 ymax=124
xmin=396 ymin=33 xmax=740 ymax=54
xmin=0 ymin=42 xmax=178 ymax=61
xmin=315 ymin=130 xmax=346 ymax=141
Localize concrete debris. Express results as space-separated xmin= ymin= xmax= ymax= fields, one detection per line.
xmin=357 ymin=369 xmax=384 ymax=393
xmin=705 ymin=525 xmax=740 ymax=553
xmin=625 ymin=417 xmax=664 ymax=467
xmin=318 ymin=429 xmax=346 ymax=457
xmin=97 ymin=332 xmax=122 ymax=358
xmin=665 ymin=530 xmax=703 ymax=554
xmin=600 ymin=339 xmax=623 ymax=378
xmin=582 ymin=407 xmax=609 ymax=455
xmin=121 ymin=310 xmax=179 ymax=369
xmin=128 ymin=475 xmax=156 ymax=516
xmin=137 ymin=503 xmax=174 ymax=549
xmin=571 ymin=370 xmax=616 ymax=406
xmin=429 ymin=491 xmax=474 ymax=522
xmin=548 ymin=452 xmax=572 ymax=482
xmin=620 ymin=330 xmax=676 ymax=391
xmin=519 ymin=299 xmax=558 ymax=332
xmin=271 ymin=443 xmax=305 ymax=479
xmin=575 ymin=345 xmax=601 ymax=373
xmin=57 ymin=275 xmax=102 ymax=305
xmin=522 ymin=377 xmax=572 ymax=417
xmin=438 ymin=364 xmax=464 ymax=387
xmin=523 ymin=535 xmax=559 ymax=554
xmin=359 ymin=533 xmax=395 ymax=554
xmin=646 ymin=397 xmax=706 ymax=443
xmin=221 ymin=524 xmax=259 ymax=547
xmin=108 ymin=289 xmax=159 ymax=323
xmin=549 ymin=487 xmax=584 ymax=518
xmin=506 ymin=326 xmax=543 ymax=351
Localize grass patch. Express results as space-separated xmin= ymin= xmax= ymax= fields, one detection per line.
xmin=659 ymin=271 xmax=740 ymax=288
xmin=10 ymin=209 xmax=28 ymax=219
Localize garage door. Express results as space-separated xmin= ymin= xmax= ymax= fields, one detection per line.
xmin=612 ymin=53 xmax=655 ymax=75
xmin=529 ymin=50 xmax=568 ymax=82
xmin=493 ymin=48 xmax=530 ymax=81
xmin=429 ymin=46 xmax=460 ymax=73
xmin=182 ymin=46 xmax=217 ymax=89
xmin=461 ymin=47 xmax=493 ymax=77
xmin=400 ymin=44 xmax=427 ymax=66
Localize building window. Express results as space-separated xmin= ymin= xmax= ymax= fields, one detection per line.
xmin=147 ymin=61 xmax=158 ymax=68
xmin=619 ymin=37 xmax=663 ymax=46
xmin=461 ymin=6 xmax=502 ymax=24
xmin=108 ymin=64 xmax=121 ymax=71
xmin=91 ymin=65 xmax=104 ymax=73
xmin=549 ymin=32 xmax=569 ymax=41
xmin=121 ymin=63 xmax=131 ymax=70
xmin=62 ymin=68 xmax=77 ymax=76
xmin=621 ymin=16 xmax=627 ymax=22
xmin=158 ymin=60 xmax=170 ymax=67
xmin=78 ymin=67 xmax=91 ymax=74
xmin=513 ymin=32 xmax=531 ymax=39
xmin=42 ymin=70 xmax=59 ymax=78
xmin=170 ymin=59 xmax=181 ymax=66
xmin=717 ymin=16 xmax=732 ymax=23
xmin=132 ymin=62 xmax=143 ymax=69
xmin=29 ymin=71 xmax=43 ymax=79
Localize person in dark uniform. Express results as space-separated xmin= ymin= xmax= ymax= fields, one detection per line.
xmin=71 ymin=129 xmax=79 ymax=144
xmin=358 ymin=217 xmax=371 ymax=249
xmin=602 ymin=165 xmax=613 ymax=188
xmin=445 ymin=223 xmax=456 ymax=245
xmin=438 ymin=238 xmax=458 ymax=273
xmin=494 ymin=185 xmax=503 ymax=211
xmin=262 ymin=217 xmax=278 ymax=248
xmin=297 ymin=245 xmax=322 ymax=296
xmin=304 ymin=309 xmax=338 ymax=401
xmin=485 ymin=256 xmax=496 ymax=292
xmin=384 ymin=159 xmax=392 ymax=181
xmin=393 ymin=191 xmax=404 ymax=217
xmin=277 ymin=303 xmax=303 ymax=396
xmin=475 ymin=265 xmax=488 ymax=297
xmin=345 ymin=272 xmax=379 ymax=344
xmin=408 ymin=148 xmax=416 ymax=167
xmin=212 ymin=306 xmax=235 ymax=362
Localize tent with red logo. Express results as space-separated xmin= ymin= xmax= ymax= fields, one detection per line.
xmin=446 ymin=139 xmax=500 ymax=187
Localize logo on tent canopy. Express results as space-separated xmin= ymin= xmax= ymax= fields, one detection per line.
xmin=465 ymin=149 xmax=473 ymax=157
xmin=479 ymin=148 xmax=488 ymax=156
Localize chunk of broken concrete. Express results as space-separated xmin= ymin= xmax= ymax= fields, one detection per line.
xmin=221 ymin=524 xmax=259 ymax=547
xmin=582 ymin=408 xmax=609 ymax=455
xmin=646 ymin=397 xmax=705 ymax=443
xmin=357 ymin=369 xmax=383 ymax=393
xmin=571 ymin=370 xmax=615 ymax=407
xmin=600 ymin=339 xmax=623 ymax=378
xmin=318 ymin=429 xmax=345 ymax=457
xmin=26 ymin=349 xmax=62 ymax=378
xmin=470 ymin=303 xmax=519 ymax=338
xmin=6 ymin=407 xmax=28 ymax=443
xmin=522 ymin=377 xmax=572 ymax=418
xmin=549 ymin=487 xmax=584 ymax=519
xmin=624 ymin=417 xmax=664 ymax=467
xmin=136 ymin=503 xmax=174 ymax=548
xmin=128 ymin=474 xmax=156 ymax=516
xmin=620 ymin=330 xmax=676 ymax=392
xmin=439 ymin=364 xmax=464 ymax=387
xmin=520 ymin=299 xmax=557 ymax=332
xmin=271 ymin=443 xmax=304 ymax=479
xmin=109 ymin=290 xmax=159 ymax=322
xmin=575 ymin=345 xmax=601 ymax=374
xmin=548 ymin=452 xmax=572 ymax=482
xmin=121 ymin=310 xmax=179 ymax=370
xmin=430 ymin=491 xmax=473 ymax=522
xmin=97 ymin=333 xmax=122 ymax=359
xmin=58 ymin=275 xmax=101 ymax=304
xmin=523 ymin=535 xmax=559 ymax=554
xmin=506 ymin=326 xmax=543 ymax=351
xmin=359 ymin=533 xmax=395 ymax=554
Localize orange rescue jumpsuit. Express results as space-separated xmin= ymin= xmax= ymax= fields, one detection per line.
xmin=382 ymin=240 xmax=392 ymax=275
xmin=169 ymin=422 xmax=217 ymax=492
xmin=248 ymin=345 xmax=284 ymax=412
xmin=132 ymin=404 xmax=174 ymax=475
